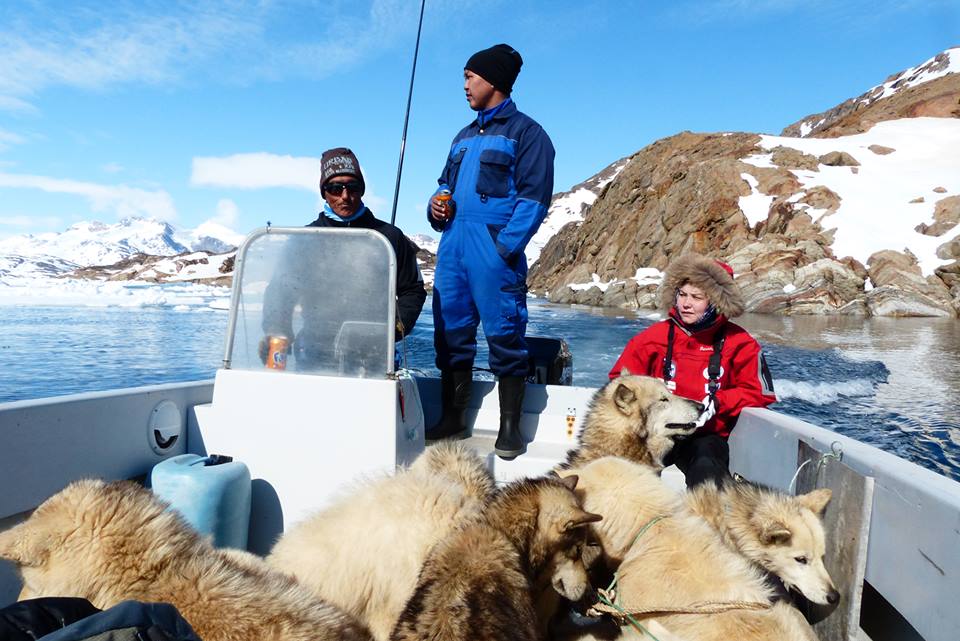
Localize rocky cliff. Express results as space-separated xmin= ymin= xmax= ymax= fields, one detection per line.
xmin=528 ymin=47 xmax=960 ymax=317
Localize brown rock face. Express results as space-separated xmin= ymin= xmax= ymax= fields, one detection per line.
xmin=818 ymin=151 xmax=860 ymax=167
xmin=866 ymin=250 xmax=955 ymax=316
xmin=770 ymin=146 xmax=820 ymax=171
xmin=916 ymin=195 xmax=960 ymax=237
xmin=781 ymin=59 xmax=960 ymax=138
xmin=525 ymin=50 xmax=960 ymax=318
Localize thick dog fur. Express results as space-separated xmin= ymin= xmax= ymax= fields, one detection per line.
xmin=560 ymin=373 xmax=702 ymax=471
xmin=268 ymin=442 xmax=495 ymax=641
xmin=561 ymin=457 xmax=818 ymax=641
xmin=390 ymin=475 xmax=602 ymax=641
xmin=0 ymin=479 xmax=371 ymax=641
xmin=687 ymin=479 xmax=839 ymax=605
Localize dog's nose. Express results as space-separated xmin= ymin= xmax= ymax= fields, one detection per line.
xmin=826 ymin=589 xmax=840 ymax=605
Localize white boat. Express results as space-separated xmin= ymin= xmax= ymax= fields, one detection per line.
xmin=1 ymin=227 xmax=958 ymax=641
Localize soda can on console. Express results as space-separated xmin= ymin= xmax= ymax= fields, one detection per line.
xmin=266 ymin=335 xmax=289 ymax=370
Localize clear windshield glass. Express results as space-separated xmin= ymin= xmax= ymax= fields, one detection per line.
xmin=225 ymin=227 xmax=396 ymax=378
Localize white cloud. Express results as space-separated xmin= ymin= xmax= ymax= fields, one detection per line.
xmin=191 ymin=153 xmax=318 ymax=191
xmin=0 ymin=172 xmax=177 ymax=221
xmin=0 ymin=2 xmax=426 ymax=112
xmin=0 ymin=128 xmax=26 ymax=152
xmin=102 ymin=162 xmax=124 ymax=174
xmin=214 ymin=198 xmax=240 ymax=227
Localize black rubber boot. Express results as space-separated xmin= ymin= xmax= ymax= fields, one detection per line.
xmin=494 ymin=376 xmax=526 ymax=460
xmin=425 ymin=369 xmax=472 ymax=442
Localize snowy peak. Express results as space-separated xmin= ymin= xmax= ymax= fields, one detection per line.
xmin=0 ymin=217 xmax=243 ymax=287
xmin=868 ymin=47 xmax=960 ymax=102
xmin=783 ymin=46 xmax=960 ymax=138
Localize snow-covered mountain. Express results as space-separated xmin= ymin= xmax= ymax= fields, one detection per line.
xmin=0 ymin=217 xmax=242 ymax=284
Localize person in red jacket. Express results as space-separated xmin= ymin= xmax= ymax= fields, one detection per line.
xmin=609 ymin=253 xmax=776 ymax=487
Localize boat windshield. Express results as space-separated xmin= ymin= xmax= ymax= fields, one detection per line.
xmin=224 ymin=227 xmax=397 ymax=378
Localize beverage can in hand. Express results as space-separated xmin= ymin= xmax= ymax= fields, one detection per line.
xmin=266 ymin=335 xmax=289 ymax=370
xmin=436 ymin=189 xmax=452 ymax=219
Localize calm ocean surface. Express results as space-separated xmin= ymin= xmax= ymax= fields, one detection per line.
xmin=2 ymin=299 xmax=958 ymax=481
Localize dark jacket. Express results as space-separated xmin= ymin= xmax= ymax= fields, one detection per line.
xmin=262 ymin=208 xmax=427 ymax=346
xmin=0 ymin=597 xmax=100 ymax=641
xmin=308 ymin=209 xmax=426 ymax=337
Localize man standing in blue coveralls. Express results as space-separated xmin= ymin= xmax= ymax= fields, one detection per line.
xmin=424 ymin=44 xmax=555 ymax=460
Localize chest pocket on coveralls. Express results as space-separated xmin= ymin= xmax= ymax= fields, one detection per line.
xmin=476 ymin=149 xmax=513 ymax=199
xmin=447 ymin=148 xmax=466 ymax=192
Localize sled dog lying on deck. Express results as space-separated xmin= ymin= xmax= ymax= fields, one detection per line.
xmin=559 ymin=373 xmax=702 ymax=471
xmin=268 ymin=442 xmax=495 ymax=641
xmin=390 ymin=474 xmax=602 ymax=641
xmin=687 ymin=478 xmax=839 ymax=606
xmin=0 ymin=479 xmax=372 ymax=641
xmin=561 ymin=457 xmax=818 ymax=641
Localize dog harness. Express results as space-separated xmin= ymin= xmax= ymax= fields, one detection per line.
xmin=663 ymin=322 xmax=726 ymax=399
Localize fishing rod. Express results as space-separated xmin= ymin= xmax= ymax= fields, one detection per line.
xmin=389 ymin=0 xmax=427 ymax=226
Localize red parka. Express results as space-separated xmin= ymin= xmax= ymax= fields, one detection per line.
xmin=609 ymin=310 xmax=776 ymax=437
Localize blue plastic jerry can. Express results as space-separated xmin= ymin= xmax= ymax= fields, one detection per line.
xmin=149 ymin=453 xmax=252 ymax=549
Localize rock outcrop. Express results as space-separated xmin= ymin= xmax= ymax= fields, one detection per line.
xmin=528 ymin=48 xmax=960 ymax=317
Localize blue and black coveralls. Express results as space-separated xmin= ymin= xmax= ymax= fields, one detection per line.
xmin=429 ymin=99 xmax=555 ymax=377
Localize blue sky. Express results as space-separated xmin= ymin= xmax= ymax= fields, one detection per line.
xmin=0 ymin=0 xmax=957 ymax=241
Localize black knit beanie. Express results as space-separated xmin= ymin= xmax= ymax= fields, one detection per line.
xmin=465 ymin=44 xmax=523 ymax=95
xmin=320 ymin=147 xmax=365 ymax=195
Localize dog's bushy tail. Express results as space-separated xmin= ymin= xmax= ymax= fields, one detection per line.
xmin=410 ymin=442 xmax=495 ymax=503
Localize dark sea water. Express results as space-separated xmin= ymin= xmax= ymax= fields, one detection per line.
xmin=1 ymin=300 xmax=958 ymax=481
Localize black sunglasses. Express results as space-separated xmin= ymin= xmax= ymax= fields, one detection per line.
xmin=323 ymin=181 xmax=363 ymax=196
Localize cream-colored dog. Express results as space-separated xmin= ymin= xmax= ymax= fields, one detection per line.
xmin=268 ymin=442 xmax=494 ymax=641
xmin=0 ymin=479 xmax=371 ymax=641
xmin=561 ymin=457 xmax=818 ymax=641
xmin=560 ymin=373 xmax=702 ymax=471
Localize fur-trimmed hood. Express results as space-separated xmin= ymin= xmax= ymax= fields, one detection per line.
xmin=659 ymin=254 xmax=745 ymax=318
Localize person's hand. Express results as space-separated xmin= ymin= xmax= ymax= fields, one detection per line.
xmin=694 ymin=395 xmax=717 ymax=428
xmin=429 ymin=195 xmax=456 ymax=222
xmin=258 ymin=336 xmax=291 ymax=365
xmin=258 ymin=337 xmax=270 ymax=365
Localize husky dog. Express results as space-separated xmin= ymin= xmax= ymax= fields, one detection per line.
xmin=560 ymin=372 xmax=702 ymax=471
xmin=561 ymin=457 xmax=818 ymax=641
xmin=268 ymin=442 xmax=494 ymax=641
xmin=0 ymin=479 xmax=372 ymax=641
xmin=687 ymin=479 xmax=839 ymax=606
xmin=390 ymin=475 xmax=602 ymax=641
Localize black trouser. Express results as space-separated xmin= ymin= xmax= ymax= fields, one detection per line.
xmin=666 ymin=433 xmax=731 ymax=488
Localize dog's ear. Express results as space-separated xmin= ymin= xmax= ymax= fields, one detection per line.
xmin=559 ymin=474 xmax=579 ymax=491
xmin=797 ymin=488 xmax=832 ymax=516
xmin=0 ymin=522 xmax=52 ymax=568
xmin=619 ymin=365 xmax=633 ymax=377
xmin=562 ymin=508 xmax=603 ymax=533
xmin=759 ymin=520 xmax=792 ymax=546
xmin=613 ymin=383 xmax=637 ymax=415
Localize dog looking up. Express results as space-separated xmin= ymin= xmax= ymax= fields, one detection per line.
xmin=390 ymin=475 xmax=602 ymax=641
xmin=0 ymin=479 xmax=372 ymax=641
xmin=560 ymin=457 xmax=818 ymax=641
xmin=268 ymin=442 xmax=495 ymax=641
xmin=560 ymin=372 xmax=702 ymax=471
xmin=686 ymin=479 xmax=839 ymax=606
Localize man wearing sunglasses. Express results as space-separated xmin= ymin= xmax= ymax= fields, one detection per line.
xmin=424 ymin=44 xmax=555 ymax=460
xmin=261 ymin=147 xmax=426 ymax=370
